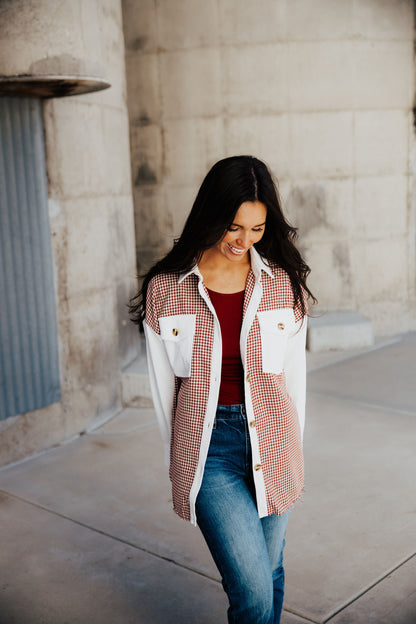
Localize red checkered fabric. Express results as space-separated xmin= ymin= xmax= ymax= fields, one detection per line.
xmin=145 ymin=250 xmax=306 ymax=523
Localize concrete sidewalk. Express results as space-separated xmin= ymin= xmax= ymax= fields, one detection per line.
xmin=0 ymin=333 xmax=415 ymax=624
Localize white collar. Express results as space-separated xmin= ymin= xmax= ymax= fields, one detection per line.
xmin=178 ymin=246 xmax=274 ymax=284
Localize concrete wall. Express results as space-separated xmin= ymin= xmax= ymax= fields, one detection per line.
xmin=123 ymin=0 xmax=416 ymax=335
xmin=0 ymin=0 xmax=138 ymax=465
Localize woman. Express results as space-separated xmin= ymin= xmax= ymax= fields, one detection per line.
xmin=129 ymin=156 xmax=315 ymax=624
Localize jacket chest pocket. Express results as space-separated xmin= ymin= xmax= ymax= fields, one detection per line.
xmin=257 ymin=309 xmax=294 ymax=375
xmin=159 ymin=314 xmax=196 ymax=378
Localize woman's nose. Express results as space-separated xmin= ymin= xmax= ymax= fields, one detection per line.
xmin=237 ymin=231 xmax=250 ymax=248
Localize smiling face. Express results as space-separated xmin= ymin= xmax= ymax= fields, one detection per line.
xmin=215 ymin=201 xmax=267 ymax=264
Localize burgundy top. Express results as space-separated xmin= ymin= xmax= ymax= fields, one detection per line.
xmin=207 ymin=288 xmax=245 ymax=405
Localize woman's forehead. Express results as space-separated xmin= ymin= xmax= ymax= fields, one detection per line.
xmin=232 ymin=201 xmax=267 ymax=225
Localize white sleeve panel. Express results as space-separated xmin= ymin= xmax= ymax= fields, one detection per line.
xmin=284 ymin=317 xmax=307 ymax=442
xmin=143 ymin=321 xmax=176 ymax=466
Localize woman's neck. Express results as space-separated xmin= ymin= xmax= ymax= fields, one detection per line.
xmin=198 ymin=249 xmax=251 ymax=294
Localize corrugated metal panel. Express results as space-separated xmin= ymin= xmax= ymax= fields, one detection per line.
xmin=0 ymin=97 xmax=61 ymax=420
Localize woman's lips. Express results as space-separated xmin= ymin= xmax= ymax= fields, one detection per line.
xmin=227 ymin=243 xmax=247 ymax=255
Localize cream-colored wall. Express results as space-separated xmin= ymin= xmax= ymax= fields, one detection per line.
xmin=0 ymin=0 xmax=138 ymax=465
xmin=124 ymin=0 xmax=416 ymax=335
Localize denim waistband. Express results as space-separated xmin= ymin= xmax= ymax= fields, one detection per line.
xmin=216 ymin=404 xmax=246 ymax=418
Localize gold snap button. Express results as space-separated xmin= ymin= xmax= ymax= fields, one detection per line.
xmin=172 ymin=328 xmax=179 ymax=336
xmin=254 ymin=464 xmax=261 ymax=471
xmin=249 ymin=420 xmax=256 ymax=428
xmin=277 ymin=322 xmax=285 ymax=330
xmin=246 ymin=373 xmax=250 ymax=383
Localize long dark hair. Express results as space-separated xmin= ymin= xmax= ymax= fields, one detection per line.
xmin=129 ymin=155 xmax=316 ymax=325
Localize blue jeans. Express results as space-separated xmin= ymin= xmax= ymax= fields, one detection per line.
xmin=196 ymin=404 xmax=290 ymax=624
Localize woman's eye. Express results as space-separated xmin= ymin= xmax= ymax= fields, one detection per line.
xmin=227 ymin=227 xmax=239 ymax=232
xmin=253 ymin=228 xmax=264 ymax=232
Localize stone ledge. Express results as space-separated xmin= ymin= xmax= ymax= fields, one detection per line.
xmin=307 ymin=311 xmax=374 ymax=352
xmin=0 ymin=75 xmax=110 ymax=98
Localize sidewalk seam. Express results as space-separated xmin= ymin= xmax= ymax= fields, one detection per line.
xmin=308 ymin=389 xmax=416 ymax=418
xmin=284 ymin=607 xmax=321 ymax=623
xmin=306 ymin=336 xmax=402 ymax=373
xmin=0 ymin=487 xmax=221 ymax=584
xmin=321 ymin=552 xmax=416 ymax=623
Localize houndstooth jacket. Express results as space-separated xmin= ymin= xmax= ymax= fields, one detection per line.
xmin=144 ymin=246 xmax=307 ymax=526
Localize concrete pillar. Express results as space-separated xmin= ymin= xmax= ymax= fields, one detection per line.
xmin=0 ymin=0 xmax=138 ymax=465
xmin=0 ymin=0 xmax=109 ymax=96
